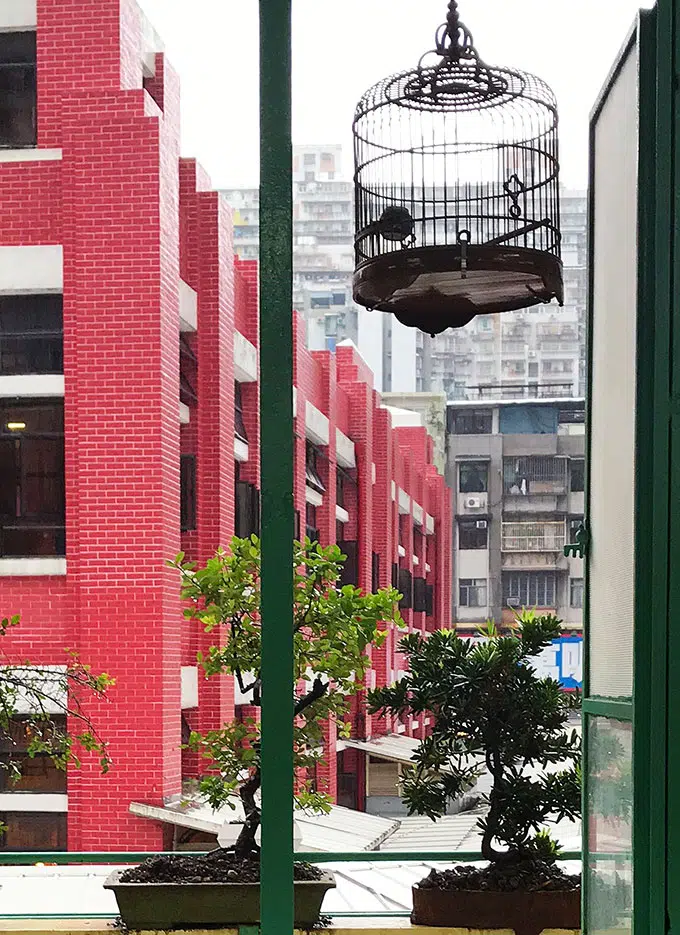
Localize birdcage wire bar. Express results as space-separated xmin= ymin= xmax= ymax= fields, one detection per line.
xmin=352 ymin=1 xmax=563 ymax=335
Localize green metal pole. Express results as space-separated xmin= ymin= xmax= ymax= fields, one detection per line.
xmin=259 ymin=1 xmax=294 ymax=934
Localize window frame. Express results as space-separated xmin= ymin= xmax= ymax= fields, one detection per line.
xmin=502 ymin=571 xmax=557 ymax=608
xmin=0 ymin=399 xmax=65 ymax=557
xmin=570 ymin=577 xmax=584 ymax=609
xmin=459 ymin=578 xmax=488 ymax=608
xmin=0 ymin=295 xmax=63 ymax=376
xmin=458 ymin=519 xmax=488 ymax=550
xmin=458 ymin=461 xmax=489 ymax=494
xmin=0 ymin=31 xmax=37 ymax=150
xmin=570 ymin=459 xmax=585 ymax=492
xmin=180 ymin=454 xmax=197 ymax=532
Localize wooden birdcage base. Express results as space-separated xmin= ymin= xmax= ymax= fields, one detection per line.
xmin=353 ymin=244 xmax=564 ymax=334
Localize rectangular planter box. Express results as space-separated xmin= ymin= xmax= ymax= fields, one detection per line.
xmin=104 ymin=869 xmax=335 ymax=930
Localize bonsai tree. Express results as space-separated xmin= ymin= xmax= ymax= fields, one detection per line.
xmin=368 ymin=613 xmax=581 ymax=868
xmin=0 ymin=614 xmax=112 ymax=789
xmin=174 ymin=536 xmax=401 ymax=859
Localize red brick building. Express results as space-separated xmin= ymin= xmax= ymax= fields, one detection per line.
xmin=0 ymin=0 xmax=452 ymax=851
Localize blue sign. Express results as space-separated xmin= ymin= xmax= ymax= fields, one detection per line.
xmin=532 ymin=637 xmax=583 ymax=690
xmin=463 ymin=635 xmax=583 ymax=690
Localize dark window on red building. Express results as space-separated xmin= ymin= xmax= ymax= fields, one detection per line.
xmin=234 ymin=382 xmax=247 ymax=443
xmin=235 ymin=462 xmax=260 ymax=538
xmin=0 ymin=716 xmax=67 ymax=793
xmin=0 ymin=400 xmax=65 ymax=557
xmin=305 ymin=443 xmax=325 ymax=493
xmin=179 ymin=335 xmax=197 ymax=407
xmin=305 ymin=503 xmax=319 ymax=543
xmin=338 ymin=539 xmax=358 ymax=587
xmin=0 ymin=32 xmax=37 ymax=149
xmin=0 ymin=295 xmax=63 ymax=375
xmin=372 ymin=553 xmax=380 ymax=593
xmin=180 ymin=455 xmax=196 ymax=532
xmin=425 ymin=583 xmax=434 ymax=616
xmin=0 ymin=812 xmax=66 ymax=851
xmin=398 ymin=568 xmax=412 ymax=610
xmin=413 ymin=577 xmax=427 ymax=613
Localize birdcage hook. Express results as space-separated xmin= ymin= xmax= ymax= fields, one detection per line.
xmin=435 ymin=0 xmax=477 ymax=63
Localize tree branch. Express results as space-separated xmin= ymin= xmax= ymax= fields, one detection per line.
xmin=294 ymin=676 xmax=328 ymax=717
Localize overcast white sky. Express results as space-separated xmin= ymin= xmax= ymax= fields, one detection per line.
xmin=136 ymin=0 xmax=653 ymax=189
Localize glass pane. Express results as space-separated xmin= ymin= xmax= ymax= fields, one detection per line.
xmin=586 ymin=717 xmax=633 ymax=934
xmin=588 ymin=36 xmax=638 ymax=698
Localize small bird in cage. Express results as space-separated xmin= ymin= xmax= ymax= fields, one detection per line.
xmin=376 ymin=206 xmax=415 ymax=244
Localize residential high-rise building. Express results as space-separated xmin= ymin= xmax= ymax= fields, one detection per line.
xmin=224 ymin=146 xmax=418 ymax=393
xmin=418 ymin=189 xmax=588 ymax=401
xmin=446 ymin=397 xmax=585 ymax=637
xmin=0 ymin=1 xmax=452 ymax=851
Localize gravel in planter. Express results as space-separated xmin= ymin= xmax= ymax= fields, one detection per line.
xmin=119 ymin=851 xmax=323 ymax=885
xmin=417 ymin=860 xmax=581 ymax=894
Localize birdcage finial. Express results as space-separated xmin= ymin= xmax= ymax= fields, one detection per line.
xmin=435 ymin=0 xmax=477 ymax=63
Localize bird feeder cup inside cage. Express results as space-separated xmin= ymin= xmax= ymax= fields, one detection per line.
xmin=352 ymin=0 xmax=563 ymax=336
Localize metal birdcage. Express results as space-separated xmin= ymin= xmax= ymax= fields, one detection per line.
xmin=352 ymin=0 xmax=563 ymax=336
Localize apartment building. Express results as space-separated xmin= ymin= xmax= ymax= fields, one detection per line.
xmin=0 ymin=0 xmax=451 ymax=851
xmin=224 ymin=147 xmax=418 ymax=393
xmin=418 ymin=189 xmax=587 ymax=401
xmin=446 ymin=398 xmax=585 ymax=634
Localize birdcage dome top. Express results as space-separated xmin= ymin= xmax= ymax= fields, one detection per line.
xmin=355 ymin=59 xmax=557 ymax=119
xmin=351 ymin=0 xmax=563 ymax=335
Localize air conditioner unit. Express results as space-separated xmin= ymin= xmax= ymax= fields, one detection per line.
xmin=507 ymin=597 xmax=520 ymax=607
xmin=476 ymin=520 xmax=488 ymax=529
xmin=465 ymin=497 xmax=482 ymax=509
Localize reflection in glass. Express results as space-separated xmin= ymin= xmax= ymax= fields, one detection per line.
xmin=587 ymin=717 xmax=633 ymax=935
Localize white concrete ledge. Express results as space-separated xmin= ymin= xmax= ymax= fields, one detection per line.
xmin=0 ymin=558 xmax=66 ymax=576
xmin=412 ymin=556 xmax=419 ymax=566
xmin=0 ymin=148 xmax=62 ymax=162
xmin=234 ymin=331 xmax=258 ymax=382
xmin=397 ymin=545 xmax=406 ymax=558
xmin=0 ymin=374 xmax=64 ymax=397
xmin=335 ymin=429 xmax=356 ymax=468
xmin=179 ymin=402 xmax=191 ymax=424
xmin=179 ymin=280 xmax=197 ymax=332
xmin=181 ymin=666 xmax=199 ymax=710
xmin=425 ymin=513 xmax=435 ymax=535
xmin=0 ymin=245 xmax=62 ymax=292
xmin=234 ymin=437 xmax=249 ymax=462
xmin=413 ymin=502 xmax=424 ymax=526
xmin=305 ymin=486 xmax=323 ymax=507
xmin=0 ymin=793 xmax=67 ymax=812
xmin=0 ymin=0 xmax=36 ymax=31
xmin=398 ymin=488 xmax=411 ymax=515
xmin=305 ymin=400 xmax=330 ymax=446
xmin=335 ymin=505 xmax=349 ymax=523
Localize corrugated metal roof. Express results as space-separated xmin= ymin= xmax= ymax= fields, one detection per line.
xmin=378 ymin=811 xmax=484 ymax=853
xmin=129 ymin=799 xmax=399 ymax=854
xmin=340 ymin=734 xmax=420 ymax=764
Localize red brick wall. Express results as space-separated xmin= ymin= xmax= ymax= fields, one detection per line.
xmin=0 ymin=0 xmax=453 ymax=847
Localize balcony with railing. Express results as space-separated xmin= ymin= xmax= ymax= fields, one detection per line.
xmin=503 ymin=456 xmax=569 ymax=496
xmin=467 ymin=382 xmax=574 ymax=400
xmin=502 ymin=521 xmax=567 ymax=552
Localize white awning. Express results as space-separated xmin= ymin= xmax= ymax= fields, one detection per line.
xmin=339 ymin=733 xmax=421 ymax=765
xmin=130 ymin=798 xmax=398 ymax=853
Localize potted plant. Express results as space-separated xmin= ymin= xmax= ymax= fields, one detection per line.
xmin=368 ymin=613 xmax=581 ymax=935
xmin=106 ymin=536 xmax=401 ymax=929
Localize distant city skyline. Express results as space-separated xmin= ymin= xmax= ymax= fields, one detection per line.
xmin=138 ymin=0 xmax=652 ymax=190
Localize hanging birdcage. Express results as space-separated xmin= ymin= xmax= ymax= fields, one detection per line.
xmin=352 ymin=0 xmax=563 ymax=336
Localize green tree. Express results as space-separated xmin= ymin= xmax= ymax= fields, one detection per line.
xmin=174 ymin=536 xmax=401 ymax=857
xmin=0 ymin=615 xmax=112 ymax=788
xmin=368 ymin=612 xmax=581 ymax=865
